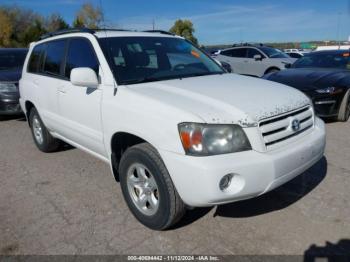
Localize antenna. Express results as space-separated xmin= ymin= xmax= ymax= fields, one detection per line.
xmin=99 ymin=0 xmax=106 ymax=29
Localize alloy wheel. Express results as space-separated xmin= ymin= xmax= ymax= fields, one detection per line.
xmin=126 ymin=163 xmax=160 ymax=216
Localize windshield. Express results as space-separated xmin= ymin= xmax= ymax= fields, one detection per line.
xmin=292 ymin=52 xmax=350 ymax=69
xmin=0 ymin=50 xmax=27 ymax=71
xmin=99 ymin=37 xmax=224 ymax=85
xmin=259 ymin=47 xmax=290 ymax=59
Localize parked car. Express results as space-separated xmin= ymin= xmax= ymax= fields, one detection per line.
xmin=286 ymin=51 xmax=304 ymax=59
xmin=20 ymin=29 xmax=326 ymax=230
xmin=284 ymin=49 xmax=300 ymax=53
xmin=215 ymin=44 xmax=296 ymax=77
xmin=0 ymin=48 xmax=28 ymax=116
xmin=263 ymin=50 xmax=350 ymax=121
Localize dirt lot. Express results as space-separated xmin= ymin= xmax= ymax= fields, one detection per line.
xmin=0 ymin=116 xmax=349 ymax=255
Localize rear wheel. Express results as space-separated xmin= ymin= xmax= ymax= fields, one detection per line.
xmin=119 ymin=143 xmax=185 ymax=230
xmin=29 ymin=108 xmax=60 ymax=152
xmin=337 ymin=89 xmax=350 ymax=122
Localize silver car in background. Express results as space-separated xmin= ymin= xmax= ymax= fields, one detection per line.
xmin=216 ymin=44 xmax=296 ymax=77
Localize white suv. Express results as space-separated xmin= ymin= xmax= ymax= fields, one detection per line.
xmin=216 ymin=45 xmax=296 ymax=77
xmin=20 ymin=29 xmax=326 ymax=230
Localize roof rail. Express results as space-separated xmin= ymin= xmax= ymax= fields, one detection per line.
xmin=40 ymin=28 xmax=95 ymax=40
xmin=143 ymin=30 xmax=175 ymax=36
xmin=39 ymin=28 xmax=175 ymax=41
xmin=39 ymin=28 xmax=135 ymax=40
xmin=93 ymin=28 xmax=134 ymax=32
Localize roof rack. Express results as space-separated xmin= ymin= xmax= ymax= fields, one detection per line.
xmin=39 ymin=28 xmax=175 ymax=41
xmin=143 ymin=30 xmax=174 ymax=36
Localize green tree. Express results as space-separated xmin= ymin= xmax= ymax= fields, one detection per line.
xmin=73 ymin=3 xmax=103 ymax=28
xmin=72 ymin=17 xmax=85 ymax=28
xmin=46 ymin=14 xmax=69 ymax=32
xmin=0 ymin=5 xmax=49 ymax=47
xmin=169 ymin=19 xmax=198 ymax=45
xmin=20 ymin=19 xmax=47 ymax=47
xmin=0 ymin=9 xmax=13 ymax=47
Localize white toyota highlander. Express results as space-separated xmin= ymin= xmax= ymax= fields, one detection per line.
xmin=19 ymin=29 xmax=326 ymax=230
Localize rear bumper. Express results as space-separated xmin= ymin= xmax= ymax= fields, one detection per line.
xmin=159 ymin=117 xmax=326 ymax=207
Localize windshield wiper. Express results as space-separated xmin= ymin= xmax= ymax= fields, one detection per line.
xmin=180 ymin=71 xmax=224 ymax=79
xmin=121 ymin=76 xmax=161 ymax=85
xmin=121 ymin=72 xmax=224 ymax=85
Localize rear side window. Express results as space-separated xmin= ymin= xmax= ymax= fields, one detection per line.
xmin=43 ymin=40 xmax=66 ymax=76
xmin=220 ymin=48 xmax=247 ymax=58
xmin=28 ymin=44 xmax=46 ymax=73
xmin=231 ymin=48 xmax=247 ymax=58
xmin=220 ymin=49 xmax=233 ymax=57
xmin=65 ymin=38 xmax=99 ymax=79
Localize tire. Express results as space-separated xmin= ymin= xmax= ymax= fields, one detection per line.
xmin=119 ymin=143 xmax=185 ymax=230
xmin=337 ymin=89 xmax=350 ymax=122
xmin=29 ymin=107 xmax=60 ymax=152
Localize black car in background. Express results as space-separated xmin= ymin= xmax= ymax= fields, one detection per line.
xmin=263 ymin=50 xmax=350 ymax=121
xmin=0 ymin=48 xmax=28 ymax=117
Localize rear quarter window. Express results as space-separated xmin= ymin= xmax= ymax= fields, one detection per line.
xmin=27 ymin=44 xmax=46 ymax=73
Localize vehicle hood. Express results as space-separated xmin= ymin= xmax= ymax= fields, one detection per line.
xmin=0 ymin=69 xmax=22 ymax=82
xmin=264 ymin=68 xmax=350 ymax=90
xmin=127 ymin=74 xmax=310 ymax=127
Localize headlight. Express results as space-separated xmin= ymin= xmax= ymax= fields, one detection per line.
xmin=315 ymin=86 xmax=343 ymax=94
xmin=178 ymin=123 xmax=251 ymax=156
xmin=0 ymin=82 xmax=17 ymax=93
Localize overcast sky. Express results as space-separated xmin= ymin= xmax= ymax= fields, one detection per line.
xmin=2 ymin=0 xmax=350 ymax=45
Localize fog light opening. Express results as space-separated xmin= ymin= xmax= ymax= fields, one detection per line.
xmin=219 ymin=173 xmax=234 ymax=191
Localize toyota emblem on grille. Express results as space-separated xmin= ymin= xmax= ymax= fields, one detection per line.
xmin=291 ymin=119 xmax=300 ymax=132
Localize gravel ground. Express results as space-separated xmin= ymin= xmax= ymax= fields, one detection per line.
xmin=0 ymin=116 xmax=349 ymax=255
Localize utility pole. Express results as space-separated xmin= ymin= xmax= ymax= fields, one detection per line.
xmin=152 ymin=19 xmax=155 ymax=30
xmin=336 ymin=12 xmax=342 ymax=47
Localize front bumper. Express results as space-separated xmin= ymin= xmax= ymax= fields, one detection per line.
xmin=0 ymin=98 xmax=22 ymax=115
xmin=303 ymin=90 xmax=345 ymax=118
xmin=159 ymin=117 xmax=326 ymax=207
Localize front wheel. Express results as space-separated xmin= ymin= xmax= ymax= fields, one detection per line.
xmin=29 ymin=108 xmax=60 ymax=152
xmin=119 ymin=143 xmax=185 ymax=230
xmin=337 ymin=89 xmax=350 ymax=122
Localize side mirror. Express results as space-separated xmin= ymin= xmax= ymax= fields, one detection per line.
xmin=70 ymin=68 xmax=99 ymax=88
xmin=254 ymin=54 xmax=263 ymax=61
xmin=285 ymin=63 xmax=291 ymax=69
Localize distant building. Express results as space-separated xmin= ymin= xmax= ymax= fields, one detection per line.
xmin=315 ymin=45 xmax=350 ymax=51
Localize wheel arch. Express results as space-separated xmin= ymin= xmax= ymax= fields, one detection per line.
xmin=264 ymin=66 xmax=280 ymax=75
xmin=25 ymin=101 xmax=35 ymax=126
xmin=110 ymin=131 xmax=155 ymax=182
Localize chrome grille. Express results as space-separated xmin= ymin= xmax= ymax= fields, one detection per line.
xmin=259 ymin=106 xmax=314 ymax=147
